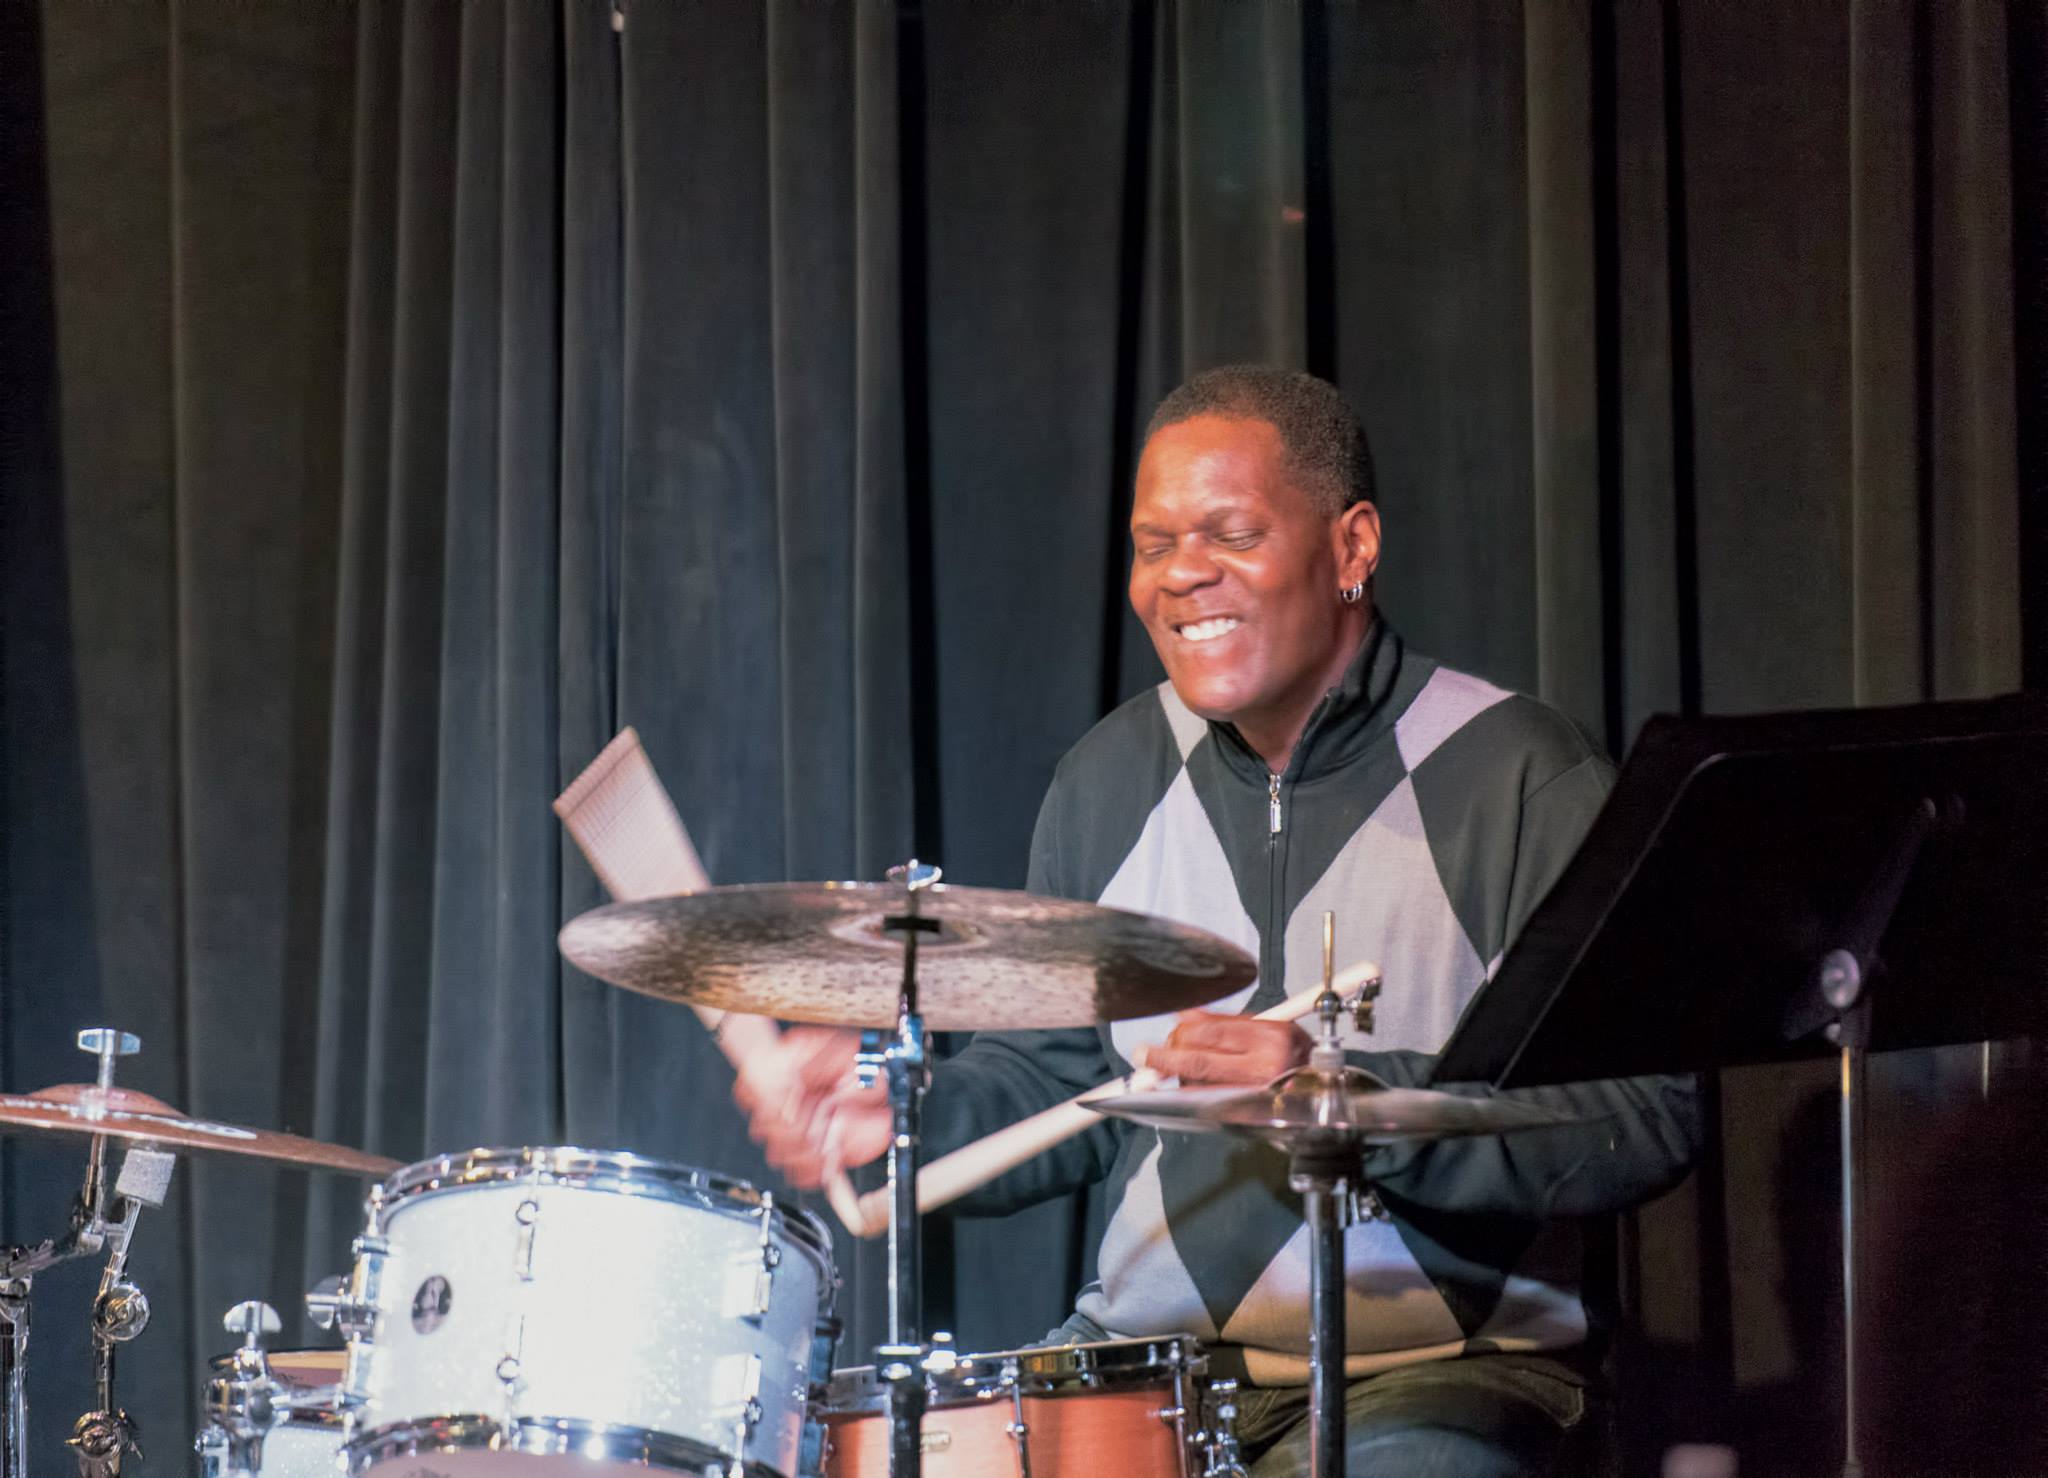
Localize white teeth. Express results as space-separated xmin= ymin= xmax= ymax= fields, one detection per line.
xmin=1178 ymin=618 xmax=1241 ymax=643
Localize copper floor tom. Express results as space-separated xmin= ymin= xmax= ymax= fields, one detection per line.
xmin=819 ymin=1335 xmax=1241 ymax=1478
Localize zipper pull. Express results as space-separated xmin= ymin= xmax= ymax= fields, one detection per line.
xmin=1268 ymin=773 xmax=1282 ymax=835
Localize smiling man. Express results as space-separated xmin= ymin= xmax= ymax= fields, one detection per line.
xmin=741 ymin=366 xmax=1698 ymax=1477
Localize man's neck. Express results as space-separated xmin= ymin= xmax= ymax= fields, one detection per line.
xmin=1235 ymin=611 xmax=1375 ymax=773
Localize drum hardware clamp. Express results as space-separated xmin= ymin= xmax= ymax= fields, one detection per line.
xmin=1198 ymin=1379 xmax=1249 ymax=1478
xmin=194 ymin=1301 xmax=287 ymax=1478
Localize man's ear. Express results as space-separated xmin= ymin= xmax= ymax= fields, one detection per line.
xmin=1336 ymin=501 xmax=1380 ymax=589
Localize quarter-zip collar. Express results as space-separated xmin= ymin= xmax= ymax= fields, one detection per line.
xmin=1208 ymin=618 xmax=1410 ymax=789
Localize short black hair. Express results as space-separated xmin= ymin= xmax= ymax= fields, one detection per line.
xmin=1144 ymin=364 xmax=1375 ymax=518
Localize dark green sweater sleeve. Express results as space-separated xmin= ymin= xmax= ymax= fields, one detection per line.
xmin=1354 ymin=754 xmax=1703 ymax=1219
xmin=920 ymin=778 xmax=1125 ymax=1216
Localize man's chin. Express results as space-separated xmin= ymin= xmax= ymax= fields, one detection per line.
xmin=1163 ymin=672 xmax=1256 ymax=725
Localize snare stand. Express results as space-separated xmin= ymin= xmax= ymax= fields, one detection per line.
xmin=859 ymin=860 xmax=942 ymax=1478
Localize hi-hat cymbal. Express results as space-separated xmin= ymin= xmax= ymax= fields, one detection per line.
xmin=0 ymin=1085 xmax=400 ymax=1178
xmin=1086 ymin=1071 xmax=1584 ymax=1146
xmin=556 ymin=883 xmax=1258 ymax=1030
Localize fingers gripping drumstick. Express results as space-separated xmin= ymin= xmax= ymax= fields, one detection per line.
xmin=554 ymin=728 xmax=868 ymax=1234
xmin=844 ymin=959 xmax=1384 ymax=1238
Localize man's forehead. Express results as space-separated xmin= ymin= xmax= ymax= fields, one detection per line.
xmin=1141 ymin=411 xmax=1287 ymax=459
xmin=1132 ymin=417 xmax=1318 ymax=523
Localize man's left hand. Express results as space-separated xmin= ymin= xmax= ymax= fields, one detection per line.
xmin=1139 ymin=1010 xmax=1314 ymax=1085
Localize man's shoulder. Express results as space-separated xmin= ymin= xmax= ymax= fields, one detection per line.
xmin=1031 ymin=683 xmax=1201 ymax=901
xmin=1395 ymin=657 xmax=1610 ymax=799
xmin=1049 ymin=681 xmax=1199 ymax=794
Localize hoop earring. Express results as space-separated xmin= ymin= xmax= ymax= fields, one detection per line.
xmin=1340 ymin=581 xmax=1366 ymax=606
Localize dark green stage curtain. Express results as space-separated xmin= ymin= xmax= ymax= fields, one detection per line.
xmin=2 ymin=2 xmax=2038 ymax=1473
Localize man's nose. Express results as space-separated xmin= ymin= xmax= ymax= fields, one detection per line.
xmin=1157 ymin=541 xmax=1222 ymax=594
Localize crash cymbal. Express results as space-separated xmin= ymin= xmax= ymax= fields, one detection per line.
xmin=556 ymin=882 xmax=1258 ymax=1030
xmin=0 ymin=1084 xmax=400 ymax=1178
xmin=1085 ymin=1069 xmax=1584 ymax=1146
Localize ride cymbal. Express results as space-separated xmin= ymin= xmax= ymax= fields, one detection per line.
xmin=556 ymin=882 xmax=1257 ymax=1030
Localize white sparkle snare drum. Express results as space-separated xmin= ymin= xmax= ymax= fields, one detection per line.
xmin=328 ymin=1147 xmax=836 ymax=1478
xmin=819 ymin=1336 xmax=1244 ymax=1478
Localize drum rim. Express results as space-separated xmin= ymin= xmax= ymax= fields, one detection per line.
xmin=204 ymin=1347 xmax=347 ymax=1393
xmin=377 ymin=1145 xmax=835 ymax=1270
xmin=825 ymin=1334 xmax=1206 ymax=1410
xmin=345 ymin=1412 xmax=789 ymax=1478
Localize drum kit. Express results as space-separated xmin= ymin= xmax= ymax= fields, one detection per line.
xmin=0 ymin=872 xmax=1575 ymax=1478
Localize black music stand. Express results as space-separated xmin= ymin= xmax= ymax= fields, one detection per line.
xmin=1432 ymin=692 xmax=2048 ymax=1478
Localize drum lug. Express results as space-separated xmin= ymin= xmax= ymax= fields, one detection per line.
xmin=512 ymin=1198 xmax=541 ymax=1281
xmin=717 ymin=1353 xmax=764 ymax=1478
xmin=498 ymin=1314 xmax=529 ymax=1401
xmin=1000 ymin=1356 xmax=1034 ymax=1478
xmin=725 ymin=1198 xmax=783 ymax=1321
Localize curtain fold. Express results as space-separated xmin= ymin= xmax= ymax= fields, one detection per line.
xmin=4 ymin=0 xmax=2036 ymax=1469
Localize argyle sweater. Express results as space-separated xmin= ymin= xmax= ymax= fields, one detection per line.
xmin=925 ymin=622 xmax=1699 ymax=1383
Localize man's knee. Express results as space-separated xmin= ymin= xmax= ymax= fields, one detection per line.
xmin=1347 ymin=1423 xmax=1545 ymax=1478
xmin=1250 ymin=1418 xmax=1548 ymax=1478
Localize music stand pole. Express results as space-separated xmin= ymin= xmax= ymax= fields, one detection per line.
xmin=1838 ymin=1042 xmax=1864 ymax=1478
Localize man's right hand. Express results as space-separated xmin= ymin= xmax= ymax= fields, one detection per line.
xmin=732 ymin=1026 xmax=893 ymax=1189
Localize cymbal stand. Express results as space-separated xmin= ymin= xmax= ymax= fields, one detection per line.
xmin=0 ymin=1030 xmax=173 ymax=1478
xmin=70 ymin=1143 xmax=171 ymax=1478
xmin=1276 ymin=917 xmax=1381 ymax=1478
xmin=860 ymin=860 xmax=942 ymax=1478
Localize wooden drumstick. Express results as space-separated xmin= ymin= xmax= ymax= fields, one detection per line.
xmin=841 ymin=959 xmax=1384 ymax=1238
xmin=554 ymin=727 xmax=869 ymax=1236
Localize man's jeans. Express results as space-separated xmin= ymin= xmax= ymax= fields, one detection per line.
xmin=1232 ymin=1353 xmax=1590 ymax=1478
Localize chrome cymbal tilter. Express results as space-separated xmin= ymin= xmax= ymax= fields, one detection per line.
xmin=859 ymin=859 xmax=942 ymax=1478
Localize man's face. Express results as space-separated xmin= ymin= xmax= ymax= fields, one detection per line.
xmin=1129 ymin=414 xmax=1355 ymax=736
